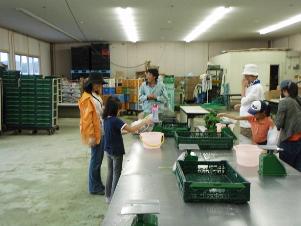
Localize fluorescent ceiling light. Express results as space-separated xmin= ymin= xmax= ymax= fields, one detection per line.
xmin=258 ymin=14 xmax=301 ymax=35
xmin=116 ymin=7 xmax=138 ymax=42
xmin=16 ymin=8 xmax=81 ymax=42
xmin=184 ymin=6 xmax=232 ymax=42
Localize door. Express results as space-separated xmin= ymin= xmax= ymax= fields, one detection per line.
xmin=269 ymin=65 xmax=279 ymax=90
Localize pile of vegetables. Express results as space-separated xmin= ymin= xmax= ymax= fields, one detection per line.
xmin=204 ymin=111 xmax=220 ymax=132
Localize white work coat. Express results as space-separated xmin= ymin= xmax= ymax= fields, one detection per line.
xmin=239 ymin=82 xmax=264 ymax=128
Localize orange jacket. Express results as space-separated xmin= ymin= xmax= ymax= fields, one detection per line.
xmin=78 ymin=92 xmax=101 ymax=145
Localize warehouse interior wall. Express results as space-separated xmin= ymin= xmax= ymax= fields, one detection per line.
xmin=53 ymin=40 xmax=268 ymax=78
xmin=0 ymin=27 xmax=51 ymax=75
xmin=272 ymin=33 xmax=301 ymax=51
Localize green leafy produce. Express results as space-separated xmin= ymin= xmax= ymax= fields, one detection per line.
xmin=204 ymin=111 xmax=220 ymax=132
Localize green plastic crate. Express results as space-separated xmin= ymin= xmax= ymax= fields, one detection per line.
xmin=163 ymin=75 xmax=175 ymax=84
xmin=3 ymin=71 xmax=21 ymax=76
xmin=175 ymin=160 xmax=250 ymax=203
xmin=152 ymin=121 xmax=190 ymax=137
xmin=174 ymin=131 xmax=234 ymax=150
xmin=221 ymin=127 xmax=237 ymax=140
xmin=2 ymin=75 xmax=58 ymax=130
xmin=201 ymin=103 xmax=226 ymax=111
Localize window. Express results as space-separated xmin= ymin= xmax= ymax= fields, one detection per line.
xmin=33 ymin=58 xmax=40 ymax=74
xmin=0 ymin=51 xmax=9 ymax=67
xmin=15 ymin=54 xmax=40 ymax=75
xmin=21 ymin=55 xmax=28 ymax=75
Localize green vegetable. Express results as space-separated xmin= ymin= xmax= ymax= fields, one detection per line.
xmin=204 ymin=111 xmax=220 ymax=132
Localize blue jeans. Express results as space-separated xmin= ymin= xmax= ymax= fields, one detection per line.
xmin=105 ymin=154 xmax=123 ymax=200
xmin=89 ymin=139 xmax=105 ymax=193
xmin=279 ymin=139 xmax=301 ymax=172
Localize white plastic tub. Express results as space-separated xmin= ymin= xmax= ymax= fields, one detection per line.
xmin=140 ymin=132 xmax=164 ymax=149
xmin=233 ymin=144 xmax=263 ymax=167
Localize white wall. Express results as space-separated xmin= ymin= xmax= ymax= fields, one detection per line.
xmin=53 ymin=40 xmax=268 ymax=78
xmin=272 ymin=33 xmax=301 ymax=51
xmin=0 ymin=27 xmax=51 ymax=75
xmin=211 ymin=50 xmax=300 ymax=94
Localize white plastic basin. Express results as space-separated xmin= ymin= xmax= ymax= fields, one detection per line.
xmin=233 ymin=144 xmax=263 ymax=167
xmin=140 ymin=132 xmax=164 ymax=149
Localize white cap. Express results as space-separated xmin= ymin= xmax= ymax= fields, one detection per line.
xmin=242 ymin=64 xmax=259 ymax=76
xmin=247 ymin=100 xmax=267 ymax=115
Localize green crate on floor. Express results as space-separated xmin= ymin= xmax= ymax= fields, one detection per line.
xmin=20 ymin=96 xmax=35 ymax=100
xmin=2 ymin=74 xmax=58 ymax=130
xmin=21 ymin=110 xmax=36 ymax=115
xmin=5 ymin=116 xmax=20 ymax=121
xmin=3 ymin=71 xmax=21 ymax=76
xmin=152 ymin=121 xmax=190 ymax=137
xmin=174 ymin=131 xmax=234 ymax=150
xmin=175 ymin=160 xmax=250 ymax=203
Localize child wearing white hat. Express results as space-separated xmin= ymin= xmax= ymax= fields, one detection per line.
xmin=218 ymin=100 xmax=274 ymax=145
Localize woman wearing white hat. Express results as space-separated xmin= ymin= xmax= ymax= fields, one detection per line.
xmin=235 ymin=64 xmax=264 ymax=138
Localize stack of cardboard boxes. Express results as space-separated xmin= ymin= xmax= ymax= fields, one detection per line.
xmin=101 ymin=77 xmax=143 ymax=112
xmin=125 ymin=79 xmax=143 ymax=111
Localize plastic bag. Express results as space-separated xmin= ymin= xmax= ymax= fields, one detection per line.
xmin=267 ymin=127 xmax=280 ymax=145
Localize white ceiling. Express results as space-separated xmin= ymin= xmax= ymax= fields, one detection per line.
xmin=0 ymin=0 xmax=301 ymax=43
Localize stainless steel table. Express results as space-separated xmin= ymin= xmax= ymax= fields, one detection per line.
xmin=179 ymin=105 xmax=209 ymax=129
xmin=102 ymin=137 xmax=301 ymax=226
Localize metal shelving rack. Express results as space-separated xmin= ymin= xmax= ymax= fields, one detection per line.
xmin=206 ymin=65 xmax=223 ymax=102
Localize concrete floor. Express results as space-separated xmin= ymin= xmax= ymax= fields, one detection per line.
xmin=0 ymin=111 xmax=247 ymax=226
xmin=0 ymin=118 xmax=110 ymax=226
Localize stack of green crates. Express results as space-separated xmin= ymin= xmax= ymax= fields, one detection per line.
xmin=163 ymin=75 xmax=175 ymax=112
xmin=2 ymin=73 xmax=58 ymax=134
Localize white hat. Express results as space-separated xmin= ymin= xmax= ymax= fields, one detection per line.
xmin=242 ymin=64 xmax=259 ymax=76
xmin=247 ymin=100 xmax=268 ymax=115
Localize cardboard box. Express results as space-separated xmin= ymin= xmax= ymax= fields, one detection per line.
xmin=129 ymin=94 xmax=139 ymax=103
xmin=185 ymin=76 xmax=199 ymax=101
xmin=125 ymin=102 xmax=130 ymax=110
xmin=116 ymin=87 xmax=123 ymax=94
xmin=127 ymin=79 xmax=143 ymax=88
xmin=265 ymin=90 xmax=281 ymax=100
xmin=115 ymin=71 xmax=126 ymax=79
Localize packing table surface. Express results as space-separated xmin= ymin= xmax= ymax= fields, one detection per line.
xmin=102 ymin=137 xmax=301 ymax=226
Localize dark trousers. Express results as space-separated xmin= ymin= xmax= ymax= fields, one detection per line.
xmin=89 ymin=140 xmax=105 ymax=193
xmin=279 ymin=139 xmax=301 ymax=172
xmin=105 ymin=154 xmax=123 ymax=200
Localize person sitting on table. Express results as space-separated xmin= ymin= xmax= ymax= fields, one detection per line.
xmin=139 ymin=68 xmax=168 ymax=116
xmin=218 ymin=100 xmax=274 ymax=145
xmin=275 ymin=80 xmax=301 ymax=172
xmin=234 ymin=64 xmax=264 ymax=139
